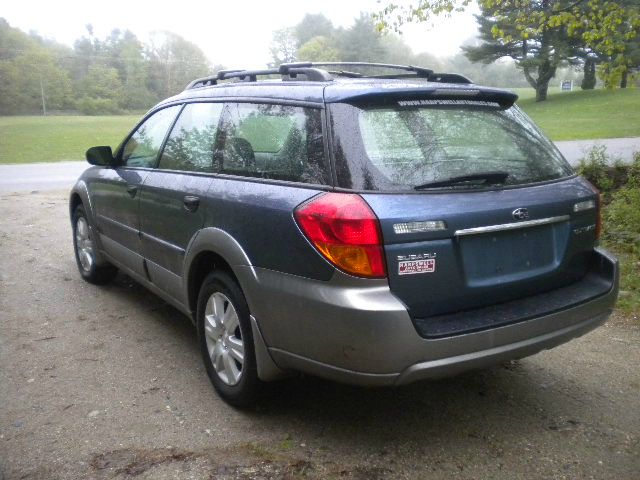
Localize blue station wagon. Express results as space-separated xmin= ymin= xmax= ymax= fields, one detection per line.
xmin=70 ymin=62 xmax=619 ymax=406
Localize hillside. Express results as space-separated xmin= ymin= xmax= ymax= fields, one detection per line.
xmin=517 ymin=88 xmax=640 ymax=141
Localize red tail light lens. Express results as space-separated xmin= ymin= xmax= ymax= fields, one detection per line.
xmin=294 ymin=193 xmax=387 ymax=278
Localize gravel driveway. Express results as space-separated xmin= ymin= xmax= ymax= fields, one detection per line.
xmin=1 ymin=190 xmax=638 ymax=480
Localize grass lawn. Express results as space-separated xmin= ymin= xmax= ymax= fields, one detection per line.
xmin=604 ymin=246 xmax=640 ymax=315
xmin=516 ymin=88 xmax=640 ymax=141
xmin=0 ymin=115 xmax=141 ymax=164
xmin=1 ymin=88 xmax=639 ymax=164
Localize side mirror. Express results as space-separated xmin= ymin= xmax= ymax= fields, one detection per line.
xmin=86 ymin=146 xmax=115 ymax=167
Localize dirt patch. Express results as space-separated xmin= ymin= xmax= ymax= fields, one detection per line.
xmin=88 ymin=444 xmax=394 ymax=480
xmin=91 ymin=448 xmax=195 ymax=477
xmin=1 ymin=190 xmax=639 ymax=480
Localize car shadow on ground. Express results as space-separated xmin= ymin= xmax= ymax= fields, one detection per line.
xmin=105 ymin=272 xmax=593 ymax=451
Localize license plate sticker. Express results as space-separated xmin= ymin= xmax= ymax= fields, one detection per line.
xmin=398 ymin=259 xmax=436 ymax=275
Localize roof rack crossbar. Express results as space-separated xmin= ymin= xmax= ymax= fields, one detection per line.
xmin=217 ymin=68 xmax=280 ymax=82
xmin=185 ymin=75 xmax=218 ymax=90
xmin=283 ymin=67 xmax=333 ymax=81
xmin=280 ymin=62 xmax=435 ymax=78
xmin=216 ymin=69 xmax=245 ymax=80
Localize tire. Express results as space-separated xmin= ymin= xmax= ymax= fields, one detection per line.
xmin=72 ymin=204 xmax=118 ymax=285
xmin=197 ymin=271 xmax=261 ymax=408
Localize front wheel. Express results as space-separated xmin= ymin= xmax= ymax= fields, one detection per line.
xmin=197 ymin=271 xmax=261 ymax=408
xmin=73 ymin=205 xmax=117 ymax=284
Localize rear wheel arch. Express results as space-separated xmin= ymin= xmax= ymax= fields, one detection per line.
xmin=187 ymin=250 xmax=238 ymax=321
xmin=187 ymin=248 xmax=287 ymax=387
xmin=183 ymin=227 xmax=255 ymax=320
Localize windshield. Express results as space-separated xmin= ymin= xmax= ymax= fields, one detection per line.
xmin=330 ymin=101 xmax=573 ymax=191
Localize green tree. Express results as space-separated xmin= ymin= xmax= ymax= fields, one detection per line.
xmin=297 ymin=36 xmax=341 ymax=62
xmin=294 ymin=14 xmax=335 ymax=46
xmin=269 ymin=28 xmax=298 ymax=66
xmin=0 ymin=18 xmax=73 ymax=114
xmin=336 ymin=13 xmax=386 ymax=62
xmin=77 ymin=64 xmax=123 ymax=114
xmin=100 ymin=30 xmax=152 ymax=106
xmin=463 ymin=2 xmax=572 ymax=102
xmin=376 ymin=0 xmax=640 ymax=94
xmin=146 ymin=31 xmax=211 ymax=97
xmin=379 ymin=34 xmax=420 ymax=65
xmin=568 ymin=0 xmax=640 ymax=88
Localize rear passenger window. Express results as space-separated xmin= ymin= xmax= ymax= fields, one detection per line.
xmin=159 ymin=103 xmax=223 ymax=172
xmin=216 ymin=103 xmax=329 ymax=185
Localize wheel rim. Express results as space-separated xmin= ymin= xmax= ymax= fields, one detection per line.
xmin=75 ymin=217 xmax=94 ymax=272
xmin=203 ymin=292 xmax=244 ymax=386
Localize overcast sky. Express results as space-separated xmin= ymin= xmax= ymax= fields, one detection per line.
xmin=3 ymin=0 xmax=480 ymax=67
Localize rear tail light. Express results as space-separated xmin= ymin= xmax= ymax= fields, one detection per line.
xmin=294 ymin=192 xmax=387 ymax=278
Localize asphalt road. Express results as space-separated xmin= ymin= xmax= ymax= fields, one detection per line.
xmin=0 ymin=161 xmax=88 ymax=193
xmin=554 ymin=137 xmax=640 ymax=165
xmin=1 ymin=137 xmax=638 ymax=193
xmin=0 ymin=189 xmax=639 ymax=479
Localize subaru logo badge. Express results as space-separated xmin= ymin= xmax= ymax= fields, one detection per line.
xmin=512 ymin=208 xmax=529 ymax=221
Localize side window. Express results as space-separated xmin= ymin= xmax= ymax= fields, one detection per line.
xmin=121 ymin=106 xmax=181 ymax=167
xmin=216 ymin=103 xmax=330 ymax=185
xmin=158 ymin=103 xmax=224 ymax=172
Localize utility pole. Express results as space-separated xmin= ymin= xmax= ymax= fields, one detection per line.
xmin=40 ymin=75 xmax=47 ymax=116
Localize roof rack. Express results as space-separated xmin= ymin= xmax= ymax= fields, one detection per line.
xmin=184 ymin=62 xmax=472 ymax=90
xmin=184 ymin=66 xmax=333 ymax=90
xmin=281 ymin=63 xmax=472 ymax=83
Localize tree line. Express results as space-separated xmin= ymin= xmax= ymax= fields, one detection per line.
xmin=377 ymin=0 xmax=640 ymax=101
xmin=2 ymin=13 xmax=541 ymax=116
xmin=2 ymin=3 xmax=637 ymax=115
xmin=269 ymin=12 xmax=541 ymax=88
xmin=0 ymin=18 xmax=214 ymax=115
xmin=270 ymin=10 xmax=638 ymax=102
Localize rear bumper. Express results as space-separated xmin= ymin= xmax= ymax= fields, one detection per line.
xmin=237 ymin=248 xmax=618 ymax=386
xmin=396 ymin=309 xmax=610 ymax=385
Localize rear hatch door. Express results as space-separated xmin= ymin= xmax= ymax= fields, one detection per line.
xmin=328 ymin=88 xmax=599 ymax=321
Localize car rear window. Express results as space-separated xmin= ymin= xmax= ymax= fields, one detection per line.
xmin=330 ymin=101 xmax=573 ymax=191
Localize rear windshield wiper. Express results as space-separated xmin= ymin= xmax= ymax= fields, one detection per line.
xmin=414 ymin=171 xmax=510 ymax=190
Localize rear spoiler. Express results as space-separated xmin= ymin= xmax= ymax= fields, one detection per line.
xmin=324 ymin=86 xmax=518 ymax=109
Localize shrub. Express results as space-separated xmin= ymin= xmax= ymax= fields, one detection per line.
xmin=77 ymin=97 xmax=122 ymax=115
xmin=601 ymin=151 xmax=640 ymax=314
xmin=576 ymin=145 xmax=631 ymax=198
xmin=604 ymin=152 xmax=640 ymax=253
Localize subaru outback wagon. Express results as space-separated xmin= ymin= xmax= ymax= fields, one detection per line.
xmin=70 ymin=62 xmax=619 ymax=406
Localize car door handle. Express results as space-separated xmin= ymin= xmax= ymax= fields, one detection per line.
xmin=183 ymin=195 xmax=200 ymax=212
xmin=126 ymin=184 xmax=138 ymax=197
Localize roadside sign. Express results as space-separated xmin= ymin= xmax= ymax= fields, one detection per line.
xmin=561 ymin=80 xmax=573 ymax=91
